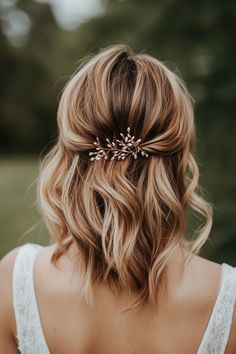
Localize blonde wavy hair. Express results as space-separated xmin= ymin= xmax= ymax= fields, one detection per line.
xmin=37 ymin=44 xmax=213 ymax=313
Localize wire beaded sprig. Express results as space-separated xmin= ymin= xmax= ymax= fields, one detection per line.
xmin=88 ymin=127 xmax=149 ymax=161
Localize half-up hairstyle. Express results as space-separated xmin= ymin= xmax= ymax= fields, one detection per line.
xmin=37 ymin=44 xmax=213 ymax=313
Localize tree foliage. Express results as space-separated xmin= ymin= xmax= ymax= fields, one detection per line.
xmin=0 ymin=0 xmax=235 ymax=262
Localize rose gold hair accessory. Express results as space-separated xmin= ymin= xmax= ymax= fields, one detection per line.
xmin=89 ymin=127 xmax=149 ymax=161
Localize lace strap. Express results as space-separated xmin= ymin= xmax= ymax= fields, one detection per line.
xmin=13 ymin=243 xmax=50 ymax=354
xmin=220 ymin=264 xmax=236 ymax=352
xmin=197 ymin=263 xmax=236 ymax=354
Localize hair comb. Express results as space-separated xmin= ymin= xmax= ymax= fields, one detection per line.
xmin=89 ymin=127 xmax=149 ymax=161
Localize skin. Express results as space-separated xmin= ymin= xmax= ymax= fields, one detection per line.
xmin=0 ymin=241 xmax=235 ymax=354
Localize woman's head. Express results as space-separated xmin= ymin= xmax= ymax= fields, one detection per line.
xmin=38 ymin=44 xmax=212 ymax=313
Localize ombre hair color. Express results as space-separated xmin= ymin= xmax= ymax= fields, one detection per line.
xmin=37 ymin=44 xmax=213 ymax=313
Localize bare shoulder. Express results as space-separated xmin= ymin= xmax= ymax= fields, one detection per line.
xmin=0 ymin=246 xmax=21 ymax=270
xmin=183 ymin=251 xmax=222 ymax=287
xmin=181 ymin=251 xmax=222 ymax=300
xmin=184 ymin=252 xmax=236 ymax=353
xmin=172 ymin=251 xmax=223 ymax=317
xmin=0 ymin=244 xmax=52 ymax=327
xmin=34 ymin=242 xmax=81 ymax=294
xmin=185 ymin=251 xmax=222 ymax=273
xmin=0 ymin=246 xmax=21 ymax=310
xmin=0 ymin=247 xmax=21 ymax=353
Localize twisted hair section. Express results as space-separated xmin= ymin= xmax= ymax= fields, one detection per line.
xmin=37 ymin=44 xmax=213 ymax=313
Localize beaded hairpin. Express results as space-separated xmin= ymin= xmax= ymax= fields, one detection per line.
xmin=89 ymin=127 xmax=149 ymax=161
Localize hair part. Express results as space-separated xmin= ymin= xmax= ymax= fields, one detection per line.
xmin=37 ymin=44 xmax=213 ymax=314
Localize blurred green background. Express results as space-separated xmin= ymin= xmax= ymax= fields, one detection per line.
xmin=0 ymin=0 xmax=235 ymax=263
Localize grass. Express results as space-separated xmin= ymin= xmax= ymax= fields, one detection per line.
xmin=0 ymin=157 xmax=48 ymax=258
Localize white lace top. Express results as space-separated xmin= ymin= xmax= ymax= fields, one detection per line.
xmin=13 ymin=243 xmax=236 ymax=354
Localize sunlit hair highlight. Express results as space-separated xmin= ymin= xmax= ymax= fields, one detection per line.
xmin=37 ymin=44 xmax=213 ymax=313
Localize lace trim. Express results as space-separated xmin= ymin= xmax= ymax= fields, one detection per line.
xmin=13 ymin=243 xmax=50 ymax=354
xmin=197 ymin=263 xmax=236 ymax=354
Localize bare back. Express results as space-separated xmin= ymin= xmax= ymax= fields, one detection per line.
xmin=4 ymin=242 xmax=235 ymax=354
